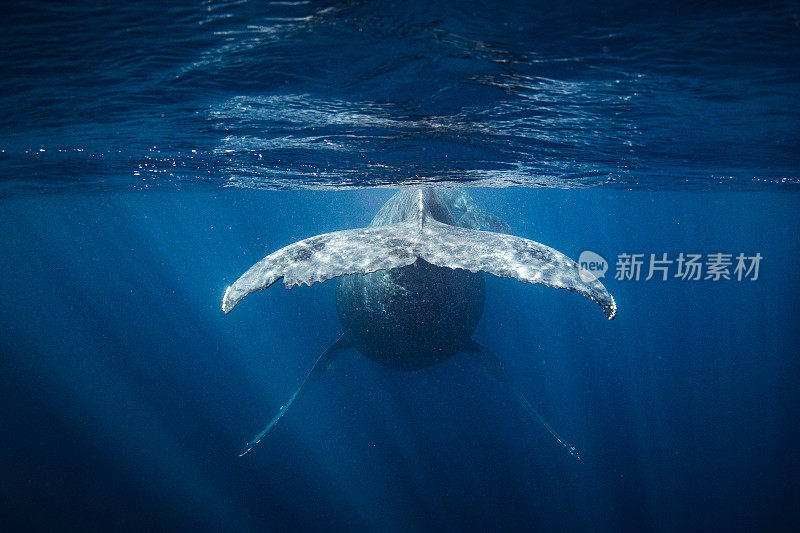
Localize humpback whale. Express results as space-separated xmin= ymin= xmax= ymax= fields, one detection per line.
xmin=223 ymin=189 xmax=616 ymax=457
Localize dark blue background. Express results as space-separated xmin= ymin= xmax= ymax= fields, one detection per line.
xmin=1 ymin=188 xmax=798 ymax=531
xmin=1 ymin=0 xmax=799 ymax=531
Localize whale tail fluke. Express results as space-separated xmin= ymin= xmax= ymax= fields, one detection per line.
xmin=222 ymin=217 xmax=615 ymax=319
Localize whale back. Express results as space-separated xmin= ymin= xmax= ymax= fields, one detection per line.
xmin=369 ymin=188 xmax=456 ymax=227
xmin=335 ymin=190 xmax=505 ymax=370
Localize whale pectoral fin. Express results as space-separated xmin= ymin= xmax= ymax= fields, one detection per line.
xmin=239 ymin=335 xmax=352 ymax=457
xmin=223 ymin=222 xmax=419 ymax=313
xmin=463 ymin=341 xmax=581 ymax=459
xmin=420 ymin=220 xmax=617 ymax=319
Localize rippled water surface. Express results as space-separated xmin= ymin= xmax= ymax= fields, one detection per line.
xmin=1 ymin=0 xmax=798 ymax=193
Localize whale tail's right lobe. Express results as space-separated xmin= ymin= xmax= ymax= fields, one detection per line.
xmin=418 ymin=219 xmax=617 ymax=319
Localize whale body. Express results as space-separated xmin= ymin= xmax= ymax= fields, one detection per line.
xmin=223 ymin=189 xmax=616 ymax=456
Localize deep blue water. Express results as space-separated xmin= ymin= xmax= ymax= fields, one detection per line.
xmin=1 ymin=1 xmax=799 ymax=532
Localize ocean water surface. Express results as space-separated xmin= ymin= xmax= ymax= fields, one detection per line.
xmin=1 ymin=1 xmax=799 ymax=531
